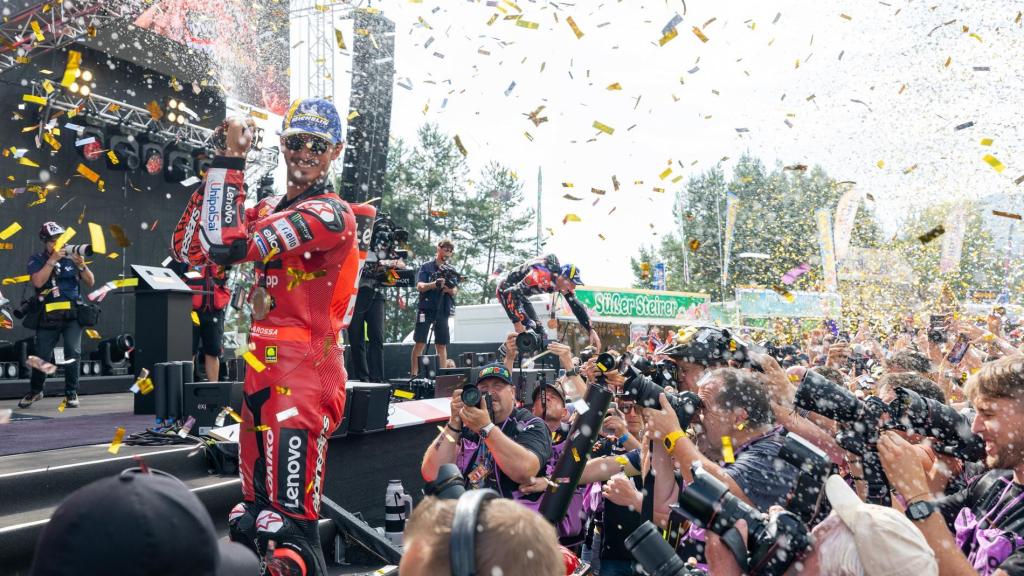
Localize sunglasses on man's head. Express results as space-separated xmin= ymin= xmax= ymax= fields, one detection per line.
xmin=283 ymin=134 xmax=331 ymax=155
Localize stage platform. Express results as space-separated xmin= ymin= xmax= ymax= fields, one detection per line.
xmin=0 ymin=390 xmax=449 ymax=574
xmin=0 ymin=374 xmax=134 ymax=401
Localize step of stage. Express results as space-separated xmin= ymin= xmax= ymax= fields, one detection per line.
xmin=0 ymin=374 xmax=133 ymax=400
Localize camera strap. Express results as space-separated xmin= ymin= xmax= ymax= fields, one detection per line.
xmin=720 ymin=526 xmax=751 ymax=572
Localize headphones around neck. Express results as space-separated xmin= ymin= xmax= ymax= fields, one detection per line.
xmin=449 ymin=488 xmax=499 ymax=576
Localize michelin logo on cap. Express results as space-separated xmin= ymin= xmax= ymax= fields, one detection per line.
xmin=281 ymin=98 xmax=344 ymax=145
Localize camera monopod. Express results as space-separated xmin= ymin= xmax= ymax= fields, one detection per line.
xmin=538 ymin=382 xmax=613 ymax=525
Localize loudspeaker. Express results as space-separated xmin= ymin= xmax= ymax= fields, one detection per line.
xmin=342 ymin=382 xmax=391 ymax=435
xmin=165 ymin=362 xmax=183 ymax=422
xmin=225 ymin=357 xmax=247 ymax=382
xmin=184 ymin=381 xmax=244 ymax=433
xmin=476 ymin=352 xmax=494 ymax=366
xmin=459 ymin=352 xmax=477 ymax=368
xmin=417 ymin=354 xmax=439 ymax=378
xmin=154 ymin=363 xmax=168 ymax=422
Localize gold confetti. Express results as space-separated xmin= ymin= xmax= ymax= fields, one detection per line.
xmin=275 ymin=386 xmax=292 ymax=396
xmin=658 ymin=167 xmax=673 ymax=180
xmin=109 ymin=224 xmax=131 ymax=248
xmin=606 ymin=82 xmax=622 ymax=90
xmin=721 ymin=436 xmax=735 ymax=463
xmin=688 ymin=238 xmax=701 ymax=252
xmin=486 ymin=13 xmax=499 ymax=26
xmin=562 ymin=213 xmax=582 ymax=224
xmin=57 ymin=398 xmax=67 ymax=413
xmin=146 ymin=100 xmax=164 ymax=121
xmin=612 ymin=175 xmax=621 ymax=191
xmin=106 ymin=150 xmax=119 ymax=166
xmin=516 ymin=19 xmax=539 ymax=29
xmin=592 ymin=120 xmax=615 ymax=135
xmin=981 ymin=138 xmax=994 ymax=146
xmin=30 ymin=20 xmax=44 ymax=41
xmin=19 ymin=157 xmax=40 ymax=168
xmin=2 ymin=275 xmax=30 ymax=285
xmin=191 ymin=311 xmax=200 ymax=326
xmin=944 ymin=56 xmax=952 ymax=68
xmin=137 ymin=378 xmax=154 ymax=395
xmin=658 ymin=28 xmax=679 ymax=46
xmin=692 ymin=26 xmax=709 ymax=42
xmin=0 ymin=222 xmax=21 ymax=241
xmin=225 ymin=406 xmax=243 ymax=423
xmin=347 ymin=110 xmax=359 ymax=121
xmin=993 ymin=210 xmax=1022 ymax=220
xmin=243 ymin=351 xmax=267 ymax=373
xmin=598 ymin=234 xmax=606 ymax=240
xmin=969 ymin=33 xmax=983 ymax=42
xmin=52 ymin=227 xmax=75 ymax=252
xmin=87 ymin=222 xmax=106 ymax=254
xmin=566 ymin=16 xmax=584 ymax=38
xmin=61 ymin=50 xmax=82 ymax=88
xmin=453 ymin=135 xmax=468 ymax=156
xmin=286 ymin=268 xmax=327 ymax=291
xmin=876 ymin=160 xmax=885 ymax=168
xmin=112 ymin=278 xmax=138 ymax=289
xmin=772 ymin=285 xmax=796 ymax=303
xmin=85 ymin=328 xmax=101 ymax=339
xmin=22 ymin=94 xmax=47 ymax=106
xmin=76 ymin=163 xmax=100 ymax=183
xmin=394 ymin=389 xmax=415 ymax=400
xmin=903 ymin=164 xmax=918 ymax=174
xmin=983 ymin=154 xmax=1005 ymax=173
xmin=840 ymin=13 xmax=852 ymax=20
xmin=108 ymin=427 xmax=126 ymax=454
xmin=335 ymin=28 xmax=347 ymax=50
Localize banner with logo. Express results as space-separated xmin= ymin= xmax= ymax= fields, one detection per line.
xmin=940 ymin=207 xmax=967 ymax=274
xmin=560 ymin=287 xmax=710 ymax=323
xmin=815 ymin=208 xmax=839 ymax=292
xmin=722 ymin=193 xmax=739 ymax=286
xmin=833 ymin=188 xmax=863 ymax=261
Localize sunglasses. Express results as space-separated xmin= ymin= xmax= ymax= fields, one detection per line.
xmin=618 ymin=403 xmax=637 ymax=414
xmin=440 ymin=246 xmax=454 ymax=253
xmin=283 ymin=134 xmax=331 ymax=155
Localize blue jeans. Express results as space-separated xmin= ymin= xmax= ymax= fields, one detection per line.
xmin=29 ymin=321 xmax=82 ymax=394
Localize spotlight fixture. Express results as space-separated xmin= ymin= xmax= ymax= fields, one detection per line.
xmin=81 ymin=70 xmax=93 ymax=82
xmin=165 ymin=143 xmax=195 ymax=183
xmin=139 ymin=133 xmax=166 ymax=177
xmin=193 ymin=148 xmax=214 ymax=179
xmin=76 ymin=125 xmax=105 ymax=162
xmin=107 ymin=130 xmax=140 ymax=171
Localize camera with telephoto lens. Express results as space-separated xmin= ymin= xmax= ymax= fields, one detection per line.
xmin=62 ymin=244 xmax=93 ymax=257
xmin=777 ymin=433 xmax=833 ymax=525
xmin=625 ymin=521 xmax=703 ymax=576
xmin=888 ymin=387 xmax=985 ymax=461
xmin=596 ymin=352 xmax=702 ymax=429
xmin=424 ymin=463 xmax=467 ymax=500
xmin=630 ymin=355 xmax=679 ymax=388
xmin=671 ymin=463 xmax=812 ymax=576
xmin=12 ymin=298 xmax=36 ymax=320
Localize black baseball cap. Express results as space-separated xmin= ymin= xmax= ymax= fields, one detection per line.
xmin=30 ymin=469 xmax=258 ymax=576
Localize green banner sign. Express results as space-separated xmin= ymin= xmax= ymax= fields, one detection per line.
xmin=571 ymin=287 xmax=710 ymax=321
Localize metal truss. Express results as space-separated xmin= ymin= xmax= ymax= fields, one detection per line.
xmin=0 ymin=0 xmax=148 ymax=77
xmin=289 ymin=0 xmax=369 ymax=103
xmin=29 ymin=81 xmax=214 ymax=149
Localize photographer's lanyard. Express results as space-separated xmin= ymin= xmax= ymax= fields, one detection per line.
xmin=731 ymin=425 xmax=784 ymax=461
xmin=252 ymin=181 xmax=329 ymax=320
xmin=467 ymin=414 xmax=512 ymax=494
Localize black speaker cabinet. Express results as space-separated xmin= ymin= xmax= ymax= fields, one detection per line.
xmin=183 ymin=381 xmax=244 ymax=432
xmin=333 ymin=382 xmax=391 ymax=437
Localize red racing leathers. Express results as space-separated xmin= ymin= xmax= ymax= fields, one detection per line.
xmin=172 ymin=156 xmax=374 ymax=526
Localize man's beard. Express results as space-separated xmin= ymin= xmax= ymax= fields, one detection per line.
xmin=988 ymin=440 xmax=1024 ymax=470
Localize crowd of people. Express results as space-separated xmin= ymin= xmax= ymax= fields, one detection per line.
xmin=406 ymin=308 xmax=1024 ymax=576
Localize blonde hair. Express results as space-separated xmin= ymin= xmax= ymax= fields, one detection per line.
xmin=967 ymin=355 xmax=1024 ymax=402
xmin=403 ymin=496 xmax=562 ymax=576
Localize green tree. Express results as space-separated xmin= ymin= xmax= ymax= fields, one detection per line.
xmin=629 ymin=245 xmax=657 ymax=290
xmin=642 ymin=155 xmax=884 ymax=300
xmin=893 ymin=201 xmax=1002 ymax=302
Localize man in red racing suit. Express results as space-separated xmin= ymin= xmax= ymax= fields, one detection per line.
xmin=171 ymin=99 xmax=375 ymax=576
xmin=496 ymin=254 xmax=600 ymax=350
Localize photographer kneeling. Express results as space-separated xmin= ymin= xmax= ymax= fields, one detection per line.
xmin=421 ymin=363 xmax=552 ymax=499
xmin=410 ymin=239 xmax=457 ymax=377
xmin=18 ymin=222 xmax=95 ymax=409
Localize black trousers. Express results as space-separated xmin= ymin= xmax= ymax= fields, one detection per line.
xmin=29 ymin=320 xmax=82 ymax=394
xmin=347 ymin=286 xmax=385 ymax=382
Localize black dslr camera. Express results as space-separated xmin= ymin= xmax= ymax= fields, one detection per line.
xmin=671 ymin=463 xmax=812 ymax=576
xmin=888 ymin=387 xmax=985 ymax=461
xmin=515 ymin=328 xmax=548 ymax=355
xmin=432 ymin=263 xmax=460 ymax=289
xmin=596 ymin=352 xmax=701 ymax=429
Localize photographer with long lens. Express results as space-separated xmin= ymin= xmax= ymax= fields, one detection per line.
xmin=878 ymin=355 xmax=1024 ymax=576
xmin=410 ymin=239 xmax=457 ymax=378
xmin=18 ymin=222 xmax=95 ymax=409
xmin=496 ymin=254 xmax=600 ymax=350
xmin=348 ymin=214 xmax=408 ymax=383
xmin=697 ymin=472 xmax=937 ymax=576
xmin=421 ymin=363 xmax=552 ymax=500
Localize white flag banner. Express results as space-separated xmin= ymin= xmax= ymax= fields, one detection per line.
xmin=833 ymin=188 xmax=863 ymax=261
xmin=940 ymin=207 xmax=967 ymax=274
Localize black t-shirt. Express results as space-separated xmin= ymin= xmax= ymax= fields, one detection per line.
xmin=937 ymin=469 xmax=1024 ymax=573
xmin=417 ymin=260 xmax=455 ymax=315
xmin=457 ymin=408 xmax=551 ymax=499
xmin=597 ymin=447 xmax=645 ymax=561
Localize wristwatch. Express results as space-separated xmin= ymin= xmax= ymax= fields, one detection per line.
xmin=663 ymin=430 xmax=686 ymax=453
xmin=905 ymin=499 xmax=937 ymax=521
xmin=479 ymin=423 xmax=496 ymax=439
xmin=565 ymin=367 xmax=580 ymax=377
